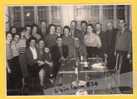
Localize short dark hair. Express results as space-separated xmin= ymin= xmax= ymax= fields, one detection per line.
xmin=6 ymin=32 xmax=12 ymax=38
xmin=27 ymin=37 xmax=36 ymax=47
xmin=87 ymin=24 xmax=96 ymax=33
xmin=71 ymin=20 xmax=77 ymax=25
xmin=48 ymin=24 xmax=56 ymax=33
xmin=63 ymin=26 xmax=70 ymax=33
xmin=10 ymin=26 xmax=17 ymax=32
xmin=96 ymin=23 xmax=102 ymax=26
xmin=25 ymin=25 xmax=31 ymax=29
xmin=13 ymin=33 xmax=20 ymax=38
xmin=38 ymin=39 xmax=45 ymax=44
xmin=81 ymin=20 xmax=88 ymax=26
xmin=56 ymin=36 xmax=62 ymax=40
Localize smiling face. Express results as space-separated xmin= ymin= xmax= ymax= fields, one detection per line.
xmin=26 ymin=26 xmax=31 ymax=33
xmin=56 ymin=26 xmax=62 ymax=33
xmin=11 ymin=27 xmax=17 ymax=34
xmin=29 ymin=39 xmax=36 ymax=48
xmin=7 ymin=33 xmax=12 ymax=42
xmin=64 ymin=28 xmax=70 ymax=36
xmin=70 ymin=21 xmax=77 ymax=30
xmin=14 ymin=34 xmax=20 ymax=42
xmin=44 ymin=47 xmax=50 ymax=53
xmin=87 ymin=25 xmax=94 ymax=33
xmin=32 ymin=26 xmax=38 ymax=34
xmin=38 ymin=40 xmax=45 ymax=49
xmin=107 ymin=22 xmax=113 ymax=30
xmin=50 ymin=26 xmax=56 ymax=35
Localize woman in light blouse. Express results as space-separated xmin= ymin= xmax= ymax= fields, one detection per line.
xmin=84 ymin=24 xmax=102 ymax=58
xmin=8 ymin=33 xmax=22 ymax=94
xmin=6 ymin=33 xmax=13 ymax=94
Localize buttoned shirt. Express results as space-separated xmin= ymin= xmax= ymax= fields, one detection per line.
xmin=30 ymin=47 xmax=38 ymax=60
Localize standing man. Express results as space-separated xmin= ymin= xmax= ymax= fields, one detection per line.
xmin=70 ymin=20 xmax=83 ymax=42
xmin=51 ymin=37 xmax=68 ymax=78
xmin=115 ymin=19 xmax=131 ymax=73
xmin=80 ymin=20 xmax=88 ymax=35
xmin=95 ymin=23 xmax=106 ymax=58
xmin=104 ymin=22 xmax=117 ymax=69
xmin=40 ymin=21 xmax=47 ymax=39
xmin=25 ymin=37 xmax=42 ymax=95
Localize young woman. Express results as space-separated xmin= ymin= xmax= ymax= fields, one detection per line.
xmin=10 ymin=26 xmax=17 ymax=36
xmin=6 ymin=33 xmax=13 ymax=94
xmin=45 ymin=24 xmax=57 ymax=48
xmin=62 ymin=26 xmax=74 ymax=58
xmin=56 ymin=25 xmax=63 ymax=37
xmin=84 ymin=24 xmax=102 ymax=58
xmin=37 ymin=39 xmax=53 ymax=89
xmin=10 ymin=33 xmax=22 ymax=94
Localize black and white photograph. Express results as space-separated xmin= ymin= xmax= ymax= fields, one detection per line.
xmin=5 ymin=5 xmax=132 ymax=95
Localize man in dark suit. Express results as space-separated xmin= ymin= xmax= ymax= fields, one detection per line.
xmin=70 ymin=20 xmax=83 ymax=42
xmin=105 ymin=22 xmax=117 ymax=69
xmin=25 ymin=37 xmax=42 ymax=95
xmin=50 ymin=37 xmax=68 ymax=78
xmin=95 ymin=23 xmax=106 ymax=58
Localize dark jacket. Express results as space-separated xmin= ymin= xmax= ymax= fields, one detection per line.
xmin=25 ymin=47 xmax=39 ymax=77
xmin=104 ymin=29 xmax=117 ymax=53
xmin=115 ymin=29 xmax=131 ymax=53
xmin=50 ymin=45 xmax=68 ymax=63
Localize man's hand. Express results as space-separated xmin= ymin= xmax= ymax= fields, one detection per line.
xmin=37 ymin=60 xmax=44 ymax=66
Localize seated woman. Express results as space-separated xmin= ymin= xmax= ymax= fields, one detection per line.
xmin=37 ymin=39 xmax=53 ymax=89
xmin=84 ymin=24 xmax=102 ymax=58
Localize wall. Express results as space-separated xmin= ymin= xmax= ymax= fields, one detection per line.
xmin=7 ymin=5 xmax=131 ymax=31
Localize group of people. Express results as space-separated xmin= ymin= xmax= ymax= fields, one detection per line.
xmin=6 ymin=19 xmax=132 ymax=95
